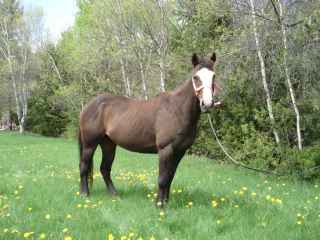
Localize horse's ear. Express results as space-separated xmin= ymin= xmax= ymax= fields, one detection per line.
xmin=211 ymin=52 xmax=216 ymax=63
xmin=192 ymin=53 xmax=199 ymax=67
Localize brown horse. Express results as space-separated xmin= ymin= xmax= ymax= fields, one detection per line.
xmin=78 ymin=53 xmax=222 ymax=206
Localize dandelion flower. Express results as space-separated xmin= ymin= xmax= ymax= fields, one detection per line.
xmin=159 ymin=211 xmax=165 ymax=217
xmin=23 ymin=232 xmax=34 ymax=238
xmin=45 ymin=214 xmax=50 ymax=220
xmin=64 ymin=236 xmax=72 ymax=240
xmin=28 ymin=207 xmax=32 ymax=212
xmin=63 ymin=228 xmax=68 ymax=233
xmin=211 ymin=200 xmax=218 ymax=208
xmin=66 ymin=214 xmax=72 ymax=219
xmin=188 ymin=201 xmax=193 ymax=207
xmin=39 ymin=233 xmax=46 ymax=239
xmin=297 ymin=221 xmax=302 ymax=225
xmin=3 ymin=228 xmax=9 ymax=233
xmin=216 ymin=220 xmax=221 ymax=224
xmin=251 ymin=192 xmax=257 ymax=197
xmin=107 ymin=233 xmax=114 ymax=240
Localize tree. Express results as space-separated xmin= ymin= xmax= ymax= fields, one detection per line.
xmin=249 ymin=0 xmax=280 ymax=144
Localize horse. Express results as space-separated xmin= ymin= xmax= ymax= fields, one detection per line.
xmin=78 ymin=53 xmax=222 ymax=206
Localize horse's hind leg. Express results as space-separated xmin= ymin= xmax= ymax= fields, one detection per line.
xmin=100 ymin=137 xmax=117 ymax=195
xmin=80 ymin=144 xmax=97 ymax=196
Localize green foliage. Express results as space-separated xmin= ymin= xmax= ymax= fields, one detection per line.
xmin=26 ymin=64 xmax=69 ymax=137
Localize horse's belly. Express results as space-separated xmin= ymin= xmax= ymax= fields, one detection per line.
xmin=107 ymin=127 xmax=157 ymax=154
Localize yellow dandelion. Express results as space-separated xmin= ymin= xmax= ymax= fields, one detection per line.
xmin=188 ymin=201 xmax=193 ymax=207
xmin=177 ymin=189 xmax=182 ymax=193
xmin=159 ymin=211 xmax=165 ymax=217
xmin=76 ymin=192 xmax=80 ymax=196
xmin=107 ymin=233 xmax=114 ymax=240
xmin=63 ymin=228 xmax=68 ymax=233
xmin=129 ymin=233 xmax=134 ymax=237
xmin=251 ymin=192 xmax=257 ymax=197
xmin=18 ymin=185 xmax=24 ymax=189
xmin=77 ymin=204 xmax=82 ymax=208
xmin=64 ymin=236 xmax=72 ymax=240
xmin=266 ymin=195 xmax=271 ymax=200
xmin=216 ymin=220 xmax=221 ymax=224
xmin=66 ymin=214 xmax=72 ymax=219
xmin=14 ymin=190 xmax=19 ymax=195
xmin=147 ymin=194 xmax=151 ymax=198
xmin=238 ymin=190 xmax=244 ymax=196
xmin=211 ymin=200 xmax=218 ymax=208
xmin=23 ymin=232 xmax=34 ymax=238
xmin=297 ymin=213 xmax=302 ymax=217
xmin=3 ymin=228 xmax=9 ymax=233
xmin=234 ymin=204 xmax=239 ymax=208
xmin=28 ymin=207 xmax=32 ymax=212
xmin=220 ymin=197 xmax=225 ymax=202
xmin=39 ymin=233 xmax=46 ymax=239
xmin=297 ymin=221 xmax=302 ymax=225
xmin=45 ymin=214 xmax=50 ymax=219
xmin=276 ymin=198 xmax=282 ymax=204
xmin=242 ymin=187 xmax=247 ymax=191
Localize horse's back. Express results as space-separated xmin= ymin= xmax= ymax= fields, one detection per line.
xmin=80 ymin=93 xmax=159 ymax=153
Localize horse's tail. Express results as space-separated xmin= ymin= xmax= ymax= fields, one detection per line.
xmin=78 ymin=127 xmax=94 ymax=189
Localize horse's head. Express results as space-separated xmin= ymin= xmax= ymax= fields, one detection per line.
xmin=191 ymin=52 xmax=222 ymax=113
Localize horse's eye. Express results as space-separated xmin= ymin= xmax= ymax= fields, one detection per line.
xmin=193 ymin=76 xmax=201 ymax=86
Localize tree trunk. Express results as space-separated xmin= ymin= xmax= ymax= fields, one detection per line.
xmin=278 ymin=0 xmax=302 ymax=150
xmin=120 ymin=56 xmax=131 ymax=97
xmin=249 ymin=0 xmax=280 ymax=145
xmin=157 ymin=0 xmax=167 ymax=92
xmin=139 ymin=61 xmax=148 ymax=100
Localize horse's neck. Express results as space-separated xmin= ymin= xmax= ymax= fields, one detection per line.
xmin=172 ymin=79 xmax=201 ymax=127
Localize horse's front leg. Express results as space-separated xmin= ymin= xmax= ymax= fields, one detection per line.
xmin=157 ymin=145 xmax=185 ymax=207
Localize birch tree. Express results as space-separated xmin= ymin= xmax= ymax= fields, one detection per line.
xmin=271 ymin=0 xmax=302 ymax=149
xmin=249 ymin=0 xmax=280 ymax=144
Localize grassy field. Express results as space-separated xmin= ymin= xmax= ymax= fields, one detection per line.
xmin=0 ymin=132 xmax=320 ymax=240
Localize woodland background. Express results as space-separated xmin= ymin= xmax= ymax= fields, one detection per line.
xmin=0 ymin=0 xmax=319 ymax=178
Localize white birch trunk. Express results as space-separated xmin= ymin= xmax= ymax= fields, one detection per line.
xmin=139 ymin=61 xmax=148 ymax=100
xmin=157 ymin=0 xmax=167 ymax=92
xmin=250 ymin=0 xmax=280 ymax=144
xmin=278 ymin=0 xmax=302 ymax=150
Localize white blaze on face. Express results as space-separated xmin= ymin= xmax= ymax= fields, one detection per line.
xmin=195 ymin=68 xmax=215 ymax=108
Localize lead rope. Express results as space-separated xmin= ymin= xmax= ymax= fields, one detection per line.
xmin=207 ymin=114 xmax=283 ymax=176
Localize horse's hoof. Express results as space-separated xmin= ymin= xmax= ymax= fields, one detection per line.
xmin=156 ymin=200 xmax=166 ymax=208
xmin=80 ymin=192 xmax=89 ymax=197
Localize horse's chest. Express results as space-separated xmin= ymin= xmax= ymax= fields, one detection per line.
xmin=172 ymin=127 xmax=197 ymax=151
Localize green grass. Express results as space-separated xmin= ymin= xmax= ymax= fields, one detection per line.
xmin=0 ymin=132 xmax=320 ymax=240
